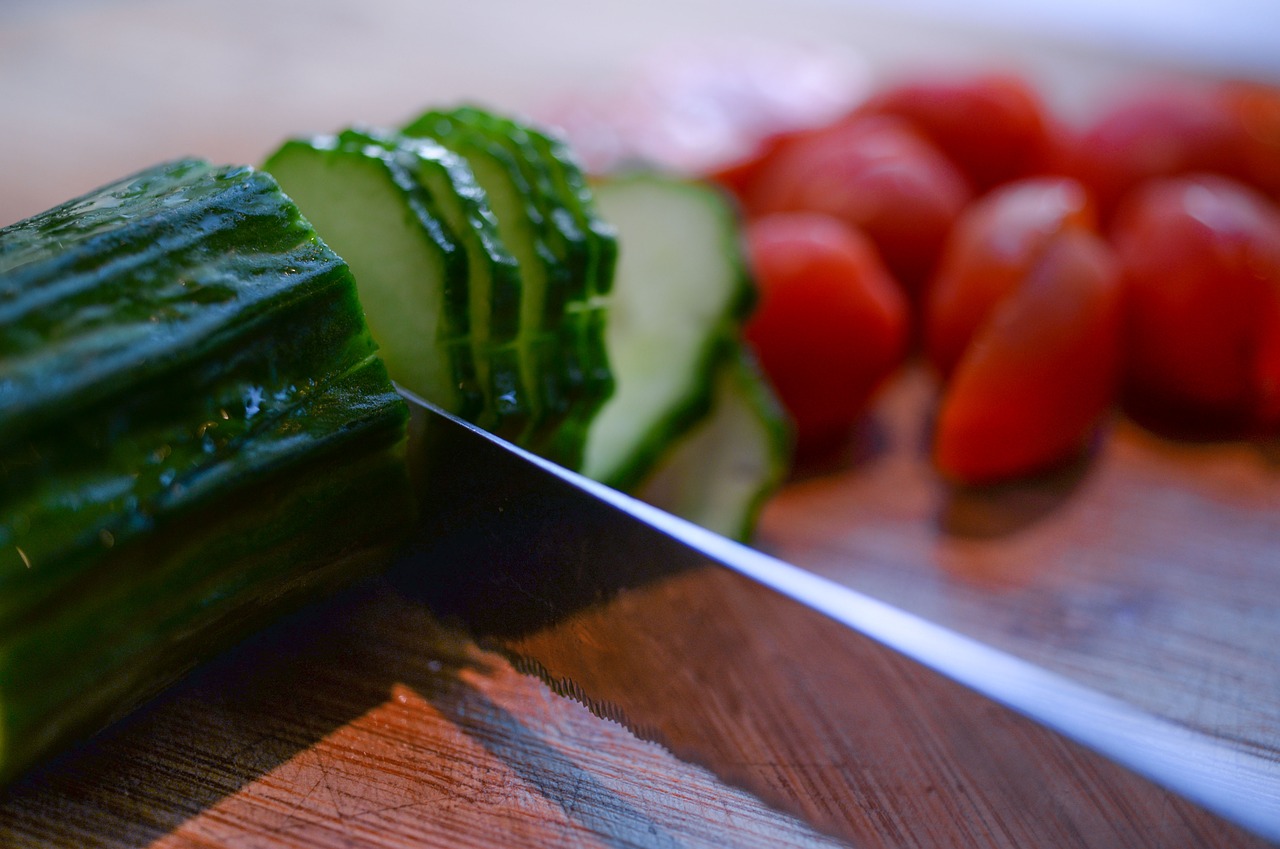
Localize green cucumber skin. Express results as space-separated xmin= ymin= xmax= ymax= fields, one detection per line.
xmin=0 ymin=159 xmax=412 ymax=785
xmin=403 ymin=108 xmax=617 ymax=467
xmin=399 ymin=112 xmax=566 ymax=448
xmin=0 ymin=160 xmax=343 ymax=448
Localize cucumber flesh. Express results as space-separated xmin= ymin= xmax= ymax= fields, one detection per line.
xmin=262 ymin=137 xmax=479 ymax=418
xmin=376 ymin=131 xmax=532 ymax=440
xmin=634 ymin=344 xmax=791 ymax=541
xmin=582 ymin=174 xmax=754 ymax=490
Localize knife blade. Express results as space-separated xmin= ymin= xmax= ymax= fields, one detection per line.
xmin=389 ymin=388 xmax=1280 ymax=847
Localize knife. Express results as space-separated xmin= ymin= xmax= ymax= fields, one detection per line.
xmin=389 ymin=388 xmax=1280 ymax=847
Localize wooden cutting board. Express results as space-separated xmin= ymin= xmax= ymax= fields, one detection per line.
xmin=1 ymin=367 xmax=1275 ymax=848
xmin=1 ymin=1 xmax=1278 ymax=846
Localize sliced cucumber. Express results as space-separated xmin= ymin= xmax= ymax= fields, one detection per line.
xmin=267 ymin=128 xmax=535 ymax=439
xmin=399 ymin=111 xmax=571 ymax=449
xmin=513 ymin=116 xmax=619 ymax=305
xmin=582 ymin=174 xmax=755 ymax=490
xmin=421 ymin=107 xmax=590 ymax=322
xmin=0 ymin=159 xmax=412 ymax=784
xmin=366 ymin=129 xmax=531 ymax=440
xmin=413 ymin=108 xmax=618 ymax=468
xmin=401 ymin=109 xmax=616 ymax=468
xmin=634 ymin=343 xmax=791 ymax=541
xmin=268 ymin=108 xmax=620 ymax=468
xmin=262 ymin=136 xmax=480 ymax=419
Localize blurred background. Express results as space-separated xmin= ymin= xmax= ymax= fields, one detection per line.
xmin=2 ymin=0 xmax=1278 ymax=227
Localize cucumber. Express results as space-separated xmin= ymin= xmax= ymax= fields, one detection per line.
xmin=634 ymin=343 xmax=791 ymax=541
xmin=399 ymin=111 xmax=570 ymax=449
xmin=415 ymin=107 xmax=590 ymax=322
xmin=582 ymin=174 xmax=755 ymax=490
xmin=400 ymin=108 xmax=615 ymax=468
xmin=268 ymin=126 xmax=550 ymax=443
xmin=499 ymin=114 xmax=619 ymax=468
xmin=261 ymin=135 xmax=480 ymax=419
xmin=269 ymin=108 xmax=616 ymax=469
xmin=0 ymin=159 xmax=413 ymax=784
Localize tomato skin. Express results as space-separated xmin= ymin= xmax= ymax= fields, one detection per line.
xmin=743 ymin=212 xmax=909 ymax=452
xmin=1111 ymin=174 xmax=1280 ymax=431
xmin=934 ymin=229 xmax=1123 ymax=484
xmin=859 ymin=73 xmax=1056 ymax=192
xmin=743 ymin=115 xmax=974 ymax=297
xmin=1060 ymin=85 xmax=1243 ymax=219
xmin=925 ymin=177 xmax=1098 ymax=379
xmin=1219 ymin=80 xmax=1280 ymax=201
xmin=1255 ymin=293 xmax=1280 ymax=431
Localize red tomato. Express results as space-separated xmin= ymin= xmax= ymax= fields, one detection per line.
xmin=743 ymin=114 xmax=974 ymax=297
xmin=1254 ymin=292 xmax=1280 ymax=431
xmin=859 ymin=73 xmax=1057 ymax=191
xmin=1060 ymin=85 xmax=1243 ymax=219
xmin=934 ymin=229 xmax=1123 ymax=484
xmin=1111 ymin=174 xmax=1280 ymax=431
xmin=925 ymin=176 xmax=1098 ymax=379
xmin=743 ymin=212 xmax=909 ymax=452
xmin=1219 ymin=80 xmax=1280 ymax=200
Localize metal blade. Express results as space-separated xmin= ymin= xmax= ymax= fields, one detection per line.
xmin=390 ymin=390 xmax=1280 ymax=847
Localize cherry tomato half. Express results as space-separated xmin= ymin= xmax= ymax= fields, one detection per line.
xmin=743 ymin=212 xmax=909 ymax=453
xmin=934 ymin=229 xmax=1124 ymax=484
xmin=1111 ymin=173 xmax=1280 ymax=432
xmin=925 ymin=176 xmax=1098 ymax=379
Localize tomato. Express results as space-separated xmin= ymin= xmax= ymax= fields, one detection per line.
xmin=1059 ymin=85 xmax=1243 ymax=219
xmin=742 ymin=114 xmax=974 ymax=297
xmin=859 ymin=73 xmax=1057 ymax=192
xmin=1111 ymin=174 xmax=1280 ymax=432
xmin=934 ymin=229 xmax=1123 ymax=484
xmin=1219 ymin=80 xmax=1280 ymax=200
xmin=925 ymin=177 xmax=1098 ymax=379
xmin=1255 ymin=292 xmax=1280 ymax=431
xmin=743 ymin=212 xmax=909 ymax=453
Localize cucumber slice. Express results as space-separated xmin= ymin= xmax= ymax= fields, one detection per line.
xmin=267 ymin=128 xmax=534 ymax=439
xmin=582 ymin=174 xmax=754 ymax=489
xmin=511 ymin=116 xmax=619 ymax=305
xmin=421 ymin=107 xmax=589 ymax=322
xmin=401 ymin=108 xmax=616 ymax=468
xmin=510 ymin=117 xmax=618 ymax=469
xmin=634 ymin=343 xmax=791 ymax=541
xmin=400 ymin=111 xmax=568 ymax=448
xmin=262 ymin=136 xmax=480 ymax=419
xmin=0 ymin=159 xmax=412 ymax=784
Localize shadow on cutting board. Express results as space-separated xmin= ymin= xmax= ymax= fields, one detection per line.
xmin=0 ymin=580 xmax=432 ymax=847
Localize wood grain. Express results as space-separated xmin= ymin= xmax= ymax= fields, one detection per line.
xmin=503 ymin=565 xmax=1272 ymax=848
xmin=0 ymin=582 xmax=844 ymax=848
xmin=3 ymin=365 xmax=1274 ymax=847
xmin=759 ymin=369 xmax=1280 ymax=766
